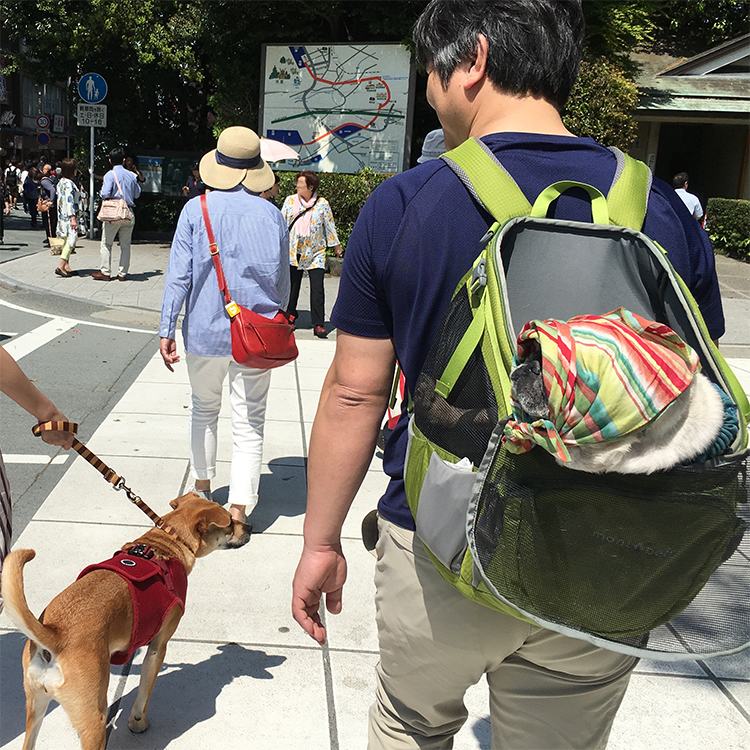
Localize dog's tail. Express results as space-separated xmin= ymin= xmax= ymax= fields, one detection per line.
xmin=1 ymin=549 xmax=61 ymax=653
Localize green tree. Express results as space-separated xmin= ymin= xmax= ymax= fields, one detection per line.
xmin=563 ymin=58 xmax=640 ymax=150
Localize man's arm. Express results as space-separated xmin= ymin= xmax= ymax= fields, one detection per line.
xmin=292 ymin=332 xmax=395 ymax=645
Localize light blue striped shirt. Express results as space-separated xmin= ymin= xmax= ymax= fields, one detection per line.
xmin=100 ymin=165 xmax=141 ymax=207
xmin=159 ymin=187 xmax=290 ymax=357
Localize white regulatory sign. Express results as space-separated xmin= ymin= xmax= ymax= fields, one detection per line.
xmin=77 ymin=103 xmax=107 ymax=128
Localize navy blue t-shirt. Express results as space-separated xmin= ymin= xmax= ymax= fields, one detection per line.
xmin=331 ymin=133 xmax=725 ymax=530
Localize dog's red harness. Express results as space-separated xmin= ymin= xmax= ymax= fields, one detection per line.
xmin=78 ymin=547 xmax=188 ymax=665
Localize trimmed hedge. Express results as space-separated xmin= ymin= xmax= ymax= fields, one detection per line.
xmin=128 ymin=168 xmax=393 ymax=243
xmin=278 ymin=168 xmax=392 ymax=253
xmin=707 ymin=198 xmax=750 ymax=262
xmin=135 ymin=193 xmax=183 ymax=233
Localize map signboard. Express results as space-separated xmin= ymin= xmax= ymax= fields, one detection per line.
xmin=260 ymin=43 xmax=414 ymax=174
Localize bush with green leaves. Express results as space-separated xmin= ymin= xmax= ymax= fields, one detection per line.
xmin=135 ymin=194 xmax=183 ymax=233
xmin=706 ymin=198 xmax=750 ymax=261
xmin=563 ymin=58 xmax=639 ymax=150
xmin=277 ymin=167 xmax=392 ymax=253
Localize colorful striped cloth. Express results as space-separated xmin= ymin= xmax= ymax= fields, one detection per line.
xmin=503 ymin=308 xmax=700 ymax=463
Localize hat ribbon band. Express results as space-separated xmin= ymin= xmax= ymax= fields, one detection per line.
xmin=215 ymin=150 xmax=261 ymax=169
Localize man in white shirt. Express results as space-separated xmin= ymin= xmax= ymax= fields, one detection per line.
xmin=672 ymin=172 xmax=703 ymax=221
xmin=19 ymin=164 xmax=29 ymax=213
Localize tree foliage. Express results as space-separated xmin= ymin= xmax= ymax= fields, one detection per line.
xmin=563 ymin=58 xmax=640 ymax=150
xmin=2 ymin=0 xmax=745 ymax=165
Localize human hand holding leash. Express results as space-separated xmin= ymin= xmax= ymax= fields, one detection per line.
xmin=0 ymin=345 xmax=75 ymax=449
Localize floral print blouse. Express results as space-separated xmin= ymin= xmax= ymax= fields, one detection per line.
xmin=281 ymin=195 xmax=340 ymax=270
xmin=56 ymin=178 xmax=81 ymax=237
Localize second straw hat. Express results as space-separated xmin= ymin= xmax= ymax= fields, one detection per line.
xmin=199 ymin=126 xmax=274 ymax=193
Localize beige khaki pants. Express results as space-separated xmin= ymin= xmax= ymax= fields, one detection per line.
xmin=369 ymin=518 xmax=637 ymax=750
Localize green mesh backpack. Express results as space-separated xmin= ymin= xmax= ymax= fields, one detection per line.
xmin=403 ymin=137 xmax=750 ymax=661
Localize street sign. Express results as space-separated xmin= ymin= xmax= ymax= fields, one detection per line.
xmin=78 ymin=73 xmax=107 ymax=104
xmin=36 ymin=114 xmax=50 ymax=130
xmin=77 ymin=103 xmax=107 ymax=128
xmin=37 ymin=132 xmax=50 ymax=146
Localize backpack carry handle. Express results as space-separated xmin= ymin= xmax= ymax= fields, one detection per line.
xmin=531 ymin=181 xmax=610 ymax=225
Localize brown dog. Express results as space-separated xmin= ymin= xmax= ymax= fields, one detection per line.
xmin=1 ymin=492 xmax=251 ymax=750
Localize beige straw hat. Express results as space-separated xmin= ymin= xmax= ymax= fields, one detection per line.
xmin=199 ymin=126 xmax=274 ymax=193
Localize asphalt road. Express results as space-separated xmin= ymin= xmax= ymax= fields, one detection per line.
xmin=0 ymin=287 xmax=159 ymax=539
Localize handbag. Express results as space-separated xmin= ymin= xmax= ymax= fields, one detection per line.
xmin=97 ymin=169 xmax=131 ymax=225
xmin=200 ymin=194 xmax=298 ymax=370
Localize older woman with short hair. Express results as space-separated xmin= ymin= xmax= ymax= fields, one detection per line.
xmin=54 ymin=158 xmax=82 ymax=278
xmin=281 ymin=170 xmax=342 ymax=338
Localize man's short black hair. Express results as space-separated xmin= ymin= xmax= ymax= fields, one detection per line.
xmin=413 ymin=0 xmax=585 ymax=109
xmin=672 ymin=172 xmax=689 ymax=189
xmin=109 ymin=148 xmax=125 ymax=166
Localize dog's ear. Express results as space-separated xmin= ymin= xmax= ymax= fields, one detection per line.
xmin=170 ymin=493 xmax=190 ymax=510
xmin=195 ymin=504 xmax=232 ymax=536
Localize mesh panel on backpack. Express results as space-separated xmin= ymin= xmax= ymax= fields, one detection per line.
xmin=414 ymin=284 xmax=498 ymax=468
xmin=471 ymin=441 xmax=750 ymax=656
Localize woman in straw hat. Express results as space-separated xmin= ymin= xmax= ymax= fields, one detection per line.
xmin=159 ymin=126 xmax=290 ymax=523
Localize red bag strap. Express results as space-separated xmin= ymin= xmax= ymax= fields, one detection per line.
xmin=200 ymin=194 xmax=233 ymax=306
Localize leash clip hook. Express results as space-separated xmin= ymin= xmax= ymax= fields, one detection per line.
xmin=114 ymin=478 xmax=141 ymax=505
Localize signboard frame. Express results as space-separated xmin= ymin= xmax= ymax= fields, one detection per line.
xmin=259 ymin=42 xmax=415 ymax=174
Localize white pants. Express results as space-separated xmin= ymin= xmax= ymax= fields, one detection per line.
xmin=100 ymin=211 xmax=135 ymax=276
xmin=186 ymin=353 xmax=271 ymax=510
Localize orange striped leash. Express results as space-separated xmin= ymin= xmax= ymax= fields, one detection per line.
xmin=32 ymin=421 xmax=192 ymax=550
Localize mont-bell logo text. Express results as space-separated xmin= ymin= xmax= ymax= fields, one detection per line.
xmin=592 ymin=531 xmax=674 ymax=558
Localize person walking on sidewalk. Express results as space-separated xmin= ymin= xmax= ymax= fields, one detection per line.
xmin=159 ymin=126 xmax=289 ymax=525
xmin=22 ymin=168 xmax=40 ymax=228
xmin=94 ymin=148 xmax=141 ymax=281
xmin=281 ymin=170 xmax=342 ymax=338
xmin=54 ymin=158 xmax=83 ymax=278
xmin=40 ymin=163 xmax=58 ymax=246
xmin=4 ymin=163 xmax=19 ymax=210
xmin=291 ymin=1 xmax=725 ymax=748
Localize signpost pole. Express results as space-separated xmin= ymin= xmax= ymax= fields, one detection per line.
xmin=89 ymin=125 xmax=95 ymax=240
xmin=77 ymin=73 xmax=108 ymax=240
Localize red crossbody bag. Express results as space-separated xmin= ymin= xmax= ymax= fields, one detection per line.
xmin=200 ymin=194 xmax=298 ymax=370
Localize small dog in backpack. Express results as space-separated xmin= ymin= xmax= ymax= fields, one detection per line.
xmin=1 ymin=492 xmax=251 ymax=750
xmin=503 ymin=308 xmax=736 ymax=474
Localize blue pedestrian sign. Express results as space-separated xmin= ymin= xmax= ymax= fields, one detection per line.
xmin=78 ymin=73 xmax=107 ymax=104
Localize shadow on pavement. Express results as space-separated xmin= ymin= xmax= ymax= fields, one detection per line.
xmin=108 ymin=642 xmax=286 ymax=747
xmin=210 ymin=459 xmax=307 ymax=533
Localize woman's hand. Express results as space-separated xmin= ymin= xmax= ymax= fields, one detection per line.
xmin=159 ymin=338 xmax=180 ymax=372
xmin=333 ymin=244 xmax=343 ymax=258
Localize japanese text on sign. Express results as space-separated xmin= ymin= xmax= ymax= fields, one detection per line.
xmin=77 ymin=103 xmax=107 ymax=128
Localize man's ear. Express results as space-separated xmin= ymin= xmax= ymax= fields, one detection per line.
xmin=464 ymin=34 xmax=489 ymax=90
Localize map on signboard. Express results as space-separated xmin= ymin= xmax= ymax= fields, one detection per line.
xmin=261 ymin=44 xmax=412 ymax=174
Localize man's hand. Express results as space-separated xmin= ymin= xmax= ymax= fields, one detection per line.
xmin=160 ymin=337 xmax=180 ymax=372
xmin=292 ymin=543 xmax=348 ymax=645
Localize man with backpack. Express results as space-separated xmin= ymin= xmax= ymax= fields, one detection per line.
xmin=4 ymin=163 xmax=19 ymax=210
xmin=292 ymin=1 xmax=724 ymax=747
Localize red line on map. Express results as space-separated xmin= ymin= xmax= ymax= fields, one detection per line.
xmin=300 ymin=61 xmax=393 ymax=146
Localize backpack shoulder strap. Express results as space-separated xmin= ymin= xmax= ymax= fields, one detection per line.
xmin=441 ymin=137 xmax=531 ymax=225
xmin=606 ymin=148 xmax=652 ymax=230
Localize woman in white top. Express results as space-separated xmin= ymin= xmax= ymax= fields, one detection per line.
xmin=55 ymin=158 xmax=82 ymax=278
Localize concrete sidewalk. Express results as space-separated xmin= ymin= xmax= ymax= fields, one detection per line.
xmin=1 ymin=210 xmax=750 ymax=749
